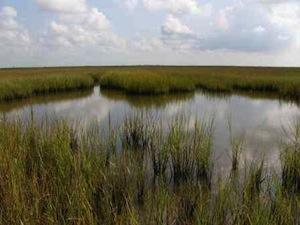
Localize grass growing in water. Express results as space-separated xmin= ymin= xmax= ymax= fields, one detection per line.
xmin=281 ymin=120 xmax=300 ymax=193
xmin=228 ymin=120 xmax=244 ymax=173
xmin=0 ymin=114 xmax=300 ymax=224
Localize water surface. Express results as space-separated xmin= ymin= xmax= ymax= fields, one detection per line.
xmin=1 ymin=86 xmax=299 ymax=174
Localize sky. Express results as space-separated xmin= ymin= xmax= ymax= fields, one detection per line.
xmin=0 ymin=0 xmax=300 ymax=67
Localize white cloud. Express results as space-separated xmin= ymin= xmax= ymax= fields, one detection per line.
xmin=129 ymin=33 xmax=163 ymax=51
xmin=0 ymin=7 xmax=18 ymax=30
xmin=34 ymin=0 xmax=87 ymax=13
xmin=160 ymin=15 xmax=199 ymax=52
xmin=143 ymin=0 xmax=202 ymax=15
xmin=158 ymin=1 xmax=295 ymax=53
xmin=2 ymin=0 xmax=300 ymax=67
xmin=0 ymin=6 xmax=31 ymax=48
xmin=269 ymin=2 xmax=300 ymax=27
xmin=253 ymin=25 xmax=266 ymax=33
xmin=267 ymin=2 xmax=300 ymax=47
xmin=255 ymin=0 xmax=297 ymax=4
xmin=34 ymin=0 xmax=125 ymax=52
xmin=0 ymin=6 xmax=35 ymax=67
xmin=202 ymin=2 xmax=294 ymax=52
xmin=162 ymin=15 xmax=192 ymax=35
xmin=50 ymin=22 xmax=68 ymax=34
xmin=215 ymin=7 xmax=233 ymax=30
xmin=1 ymin=6 xmax=17 ymax=17
xmin=82 ymin=8 xmax=111 ymax=30
xmin=42 ymin=7 xmax=125 ymax=51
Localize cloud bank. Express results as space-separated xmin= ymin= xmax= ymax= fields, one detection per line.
xmin=0 ymin=0 xmax=300 ymax=67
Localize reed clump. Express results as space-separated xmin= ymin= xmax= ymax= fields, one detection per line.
xmin=0 ymin=114 xmax=300 ymax=224
xmin=281 ymin=120 xmax=300 ymax=192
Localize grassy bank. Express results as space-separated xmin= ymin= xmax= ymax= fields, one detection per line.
xmin=1 ymin=66 xmax=300 ymax=101
xmin=0 ymin=67 xmax=108 ymax=101
xmin=0 ymin=74 xmax=94 ymax=101
xmin=0 ymin=114 xmax=300 ymax=224
xmin=99 ymin=67 xmax=300 ymax=99
xmin=0 ymin=88 xmax=93 ymax=113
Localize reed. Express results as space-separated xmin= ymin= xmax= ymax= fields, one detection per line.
xmin=228 ymin=121 xmax=244 ymax=173
xmin=0 ymin=114 xmax=300 ymax=224
xmin=281 ymin=120 xmax=300 ymax=193
xmin=0 ymin=74 xmax=94 ymax=101
xmin=99 ymin=66 xmax=300 ymax=100
xmin=2 ymin=66 xmax=300 ymax=102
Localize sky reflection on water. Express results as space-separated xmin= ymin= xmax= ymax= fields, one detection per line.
xmin=1 ymin=86 xmax=299 ymax=174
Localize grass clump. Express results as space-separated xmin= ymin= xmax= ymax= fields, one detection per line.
xmin=167 ymin=117 xmax=214 ymax=185
xmin=1 ymin=114 xmax=300 ymax=224
xmin=281 ymin=120 xmax=300 ymax=192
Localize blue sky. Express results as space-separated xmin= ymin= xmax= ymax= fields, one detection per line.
xmin=0 ymin=0 xmax=299 ymax=67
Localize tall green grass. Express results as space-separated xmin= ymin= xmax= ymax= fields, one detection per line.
xmin=0 ymin=114 xmax=300 ymax=224
xmin=99 ymin=67 xmax=300 ymax=100
xmin=1 ymin=66 xmax=300 ymax=102
xmin=281 ymin=120 xmax=300 ymax=193
xmin=0 ymin=74 xmax=94 ymax=101
xmin=100 ymin=69 xmax=195 ymax=94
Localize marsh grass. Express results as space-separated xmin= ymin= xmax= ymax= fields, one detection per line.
xmin=166 ymin=116 xmax=214 ymax=185
xmin=122 ymin=113 xmax=155 ymax=150
xmin=2 ymin=66 xmax=300 ymax=102
xmin=0 ymin=114 xmax=300 ymax=224
xmin=281 ymin=120 xmax=300 ymax=193
xmin=0 ymin=74 xmax=95 ymax=101
xmin=99 ymin=66 xmax=300 ymax=100
xmin=228 ymin=120 xmax=244 ymax=173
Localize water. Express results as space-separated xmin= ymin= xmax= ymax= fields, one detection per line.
xmin=1 ymin=86 xmax=299 ymax=174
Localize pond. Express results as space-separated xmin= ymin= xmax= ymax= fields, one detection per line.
xmin=1 ymin=86 xmax=299 ymax=174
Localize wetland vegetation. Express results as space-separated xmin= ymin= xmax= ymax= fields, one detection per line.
xmin=2 ymin=66 xmax=300 ymax=101
xmin=1 ymin=66 xmax=300 ymax=224
xmin=0 ymin=113 xmax=300 ymax=224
